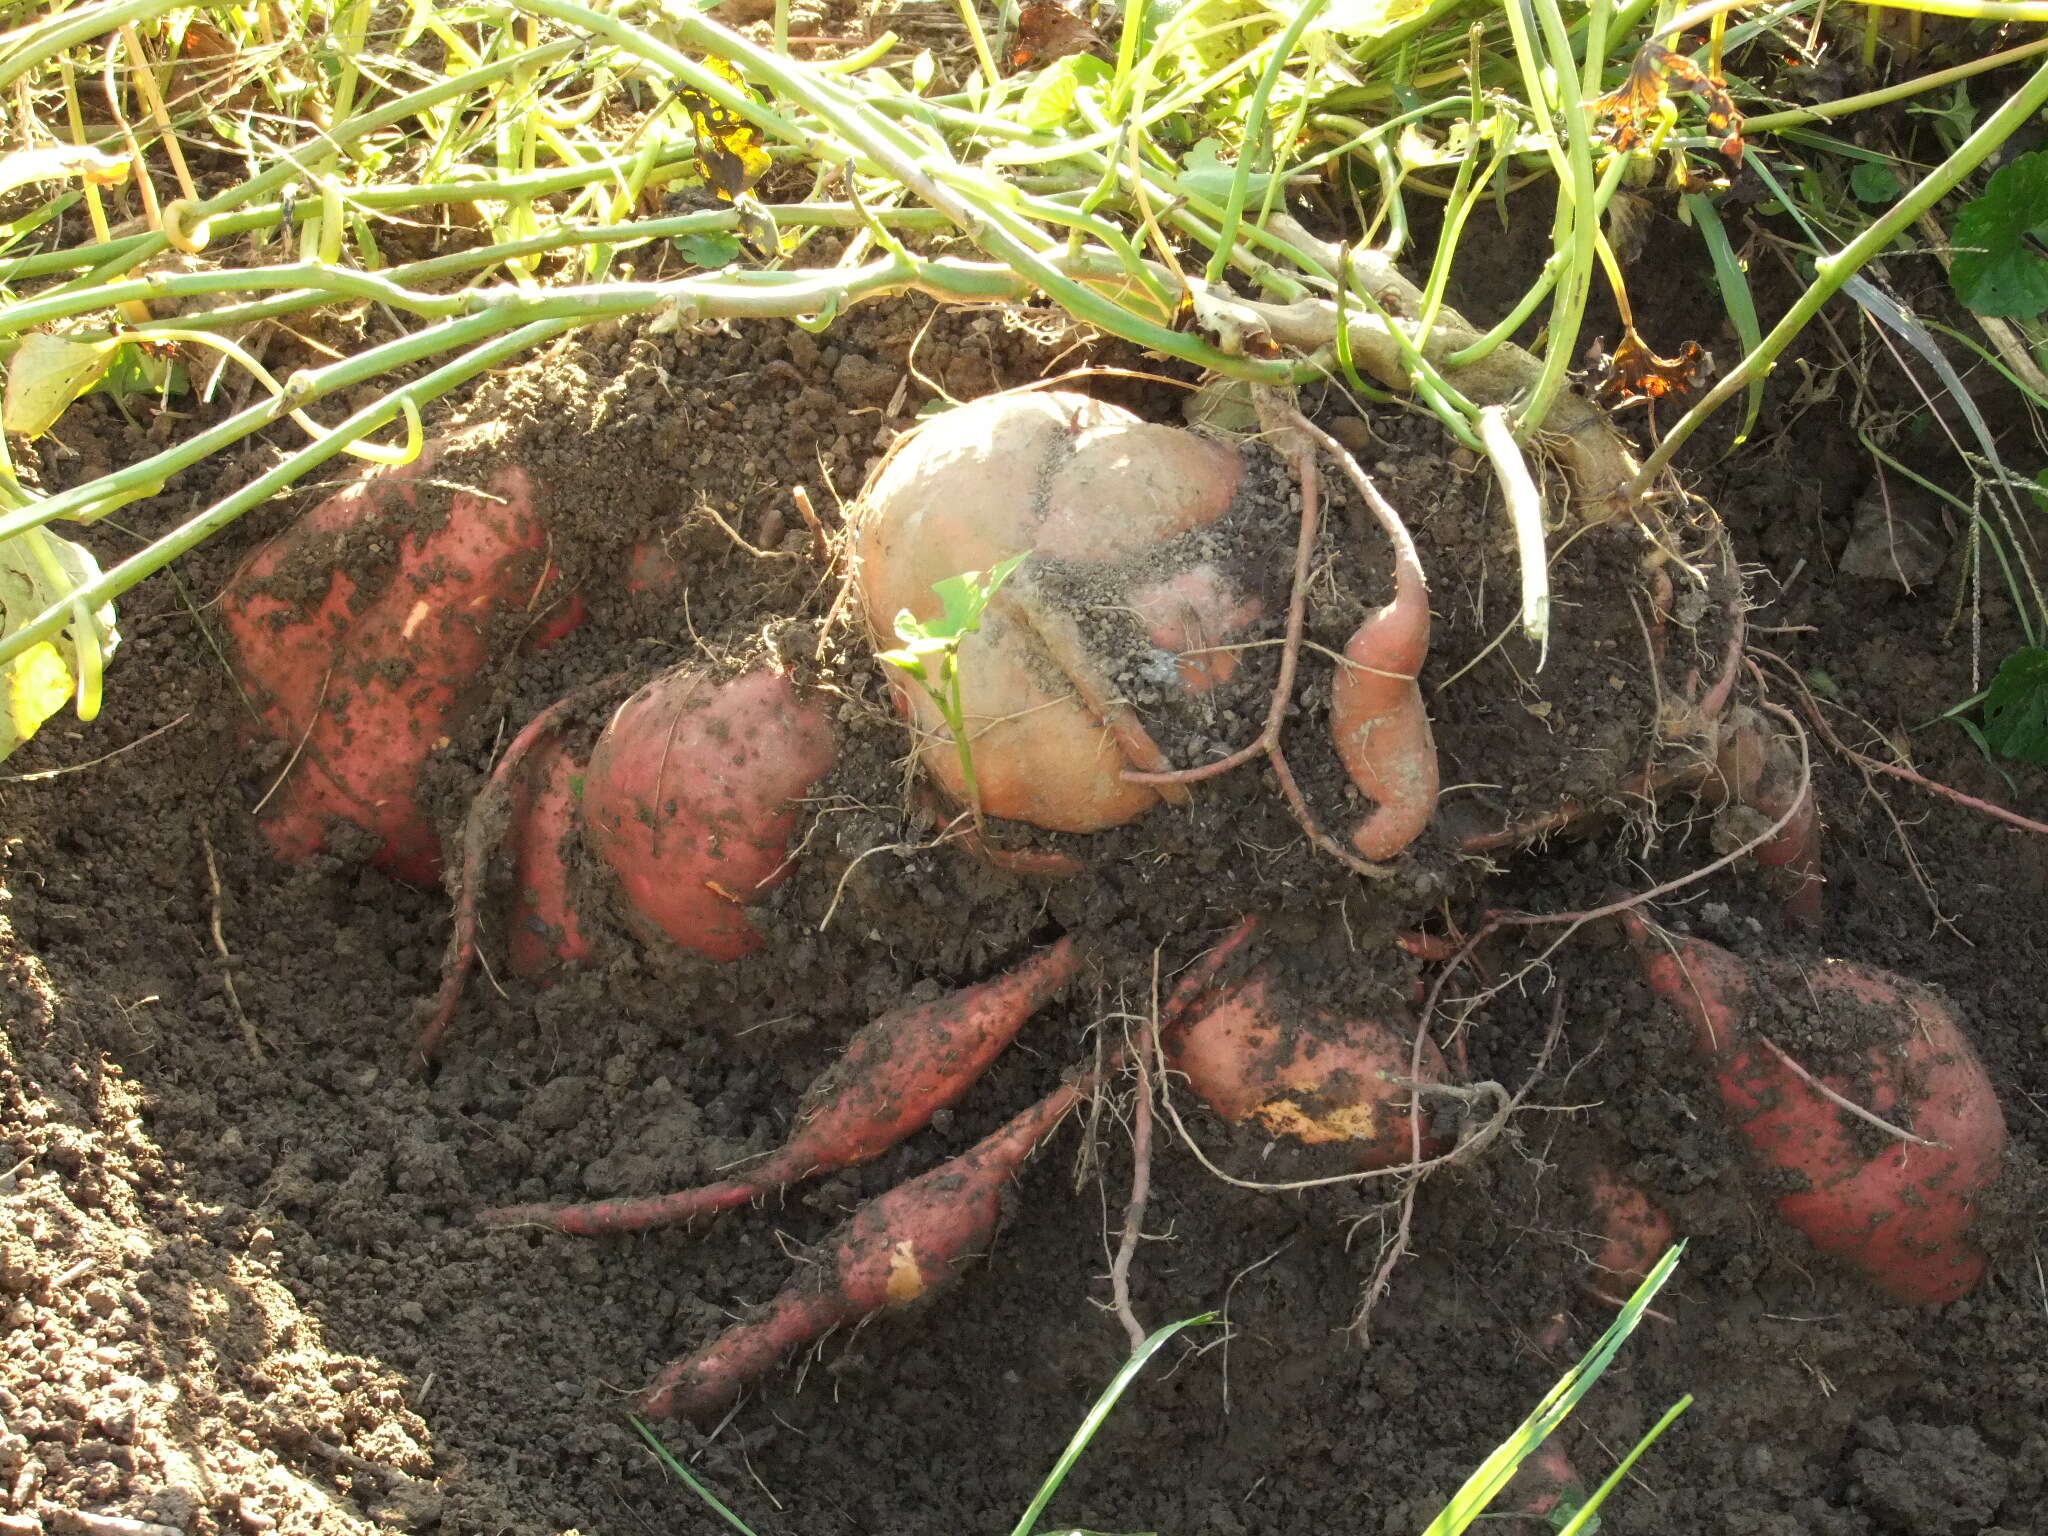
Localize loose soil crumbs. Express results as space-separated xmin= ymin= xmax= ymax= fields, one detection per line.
xmin=1 ymin=266 xmax=2045 ymax=1536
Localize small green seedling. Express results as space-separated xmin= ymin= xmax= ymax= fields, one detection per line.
xmin=877 ymin=550 xmax=1029 ymax=834
xmin=1977 ymin=646 xmax=2048 ymax=766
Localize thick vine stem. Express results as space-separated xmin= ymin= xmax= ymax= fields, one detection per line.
xmin=1236 ymin=217 xmax=1643 ymax=524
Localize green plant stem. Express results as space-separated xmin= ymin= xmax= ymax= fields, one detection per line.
xmin=0 ymin=237 xmax=1201 ymax=564
xmin=0 ymin=0 xmax=198 ymax=92
xmin=1442 ymin=150 xmax=1633 ymax=368
xmin=4 ymin=205 xmax=955 ymax=336
xmin=1631 ymin=55 xmax=2048 ymax=496
xmin=1204 ymin=0 xmax=1330 ymax=286
xmin=636 ymin=1 xmax=1294 ymax=377
xmin=941 ymin=666 xmax=985 ymax=834
xmin=0 ymin=39 xmax=587 ymax=285
xmin=1743 ymin=36 xmax=2048 ymax=134
xmin=1511 ymin=0 xmax=1607 ymax=435
xmin=948 ymin=0 xmax=1003 ymax=90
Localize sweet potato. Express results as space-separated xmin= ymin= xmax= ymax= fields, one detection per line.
xmin=224 ymin=448 xmax=580 ymax=885
xmin=854 ymin=389 xmax=1265 ymax=833
xmin=1329 ymin=466 xmax=1438 ymax=860
xmin=1625 ymin=915 xmax=2005 ymax=1303
xmin=414 ymin=678 xmax=620 ymax=1061
xmin=641 ymin=1079 xmax=1082 ymax=1420
xmin=1713 ymin=705 xmax=1824 ymax=927
xmin=1502 ymin=1440 xmax=1586 ymax=1525
xmin=582 ymin=665 xmax=835 ymax=962
xmin=1578 ymin=1162 xmax=1674 ymax=1297
xmin=481 ymin=936 xmax=1082 ymax=1233
xmin=1166 ymin=968 xmax=1448 ymax=1167
xmin=505 ymin=732 xmax=594 ymax=981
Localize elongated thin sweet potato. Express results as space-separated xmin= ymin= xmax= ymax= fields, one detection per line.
xmin=641 ymin=1079 xmax=1081 ymax=1420
xmin=505 ymin=732 xmax=594 ymax=981
xmin=1329 ymin=470 xmax=1438 ymax=860
xmin=1625 ymin=914 xmax=2005 ymax=1303
xmin=582 ymin=665 xmax=835 ymax=962
xmin=225 ymin=450 xmax=580 ymax=885
xmin=481 ymin=936 xmax=1082 ymax=1233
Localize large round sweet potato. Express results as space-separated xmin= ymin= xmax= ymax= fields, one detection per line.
xmin=853 ymin=389 xmax=1264 ymax=833
xmin=581 ymin=665 xmax=835 ymax=963
xmin=1629 ymin=919 xmax=2006 ymax=1304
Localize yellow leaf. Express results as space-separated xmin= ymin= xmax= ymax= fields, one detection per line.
xmin=0 ymin=144 xmax=131 ymax=199
xmin=4 ymin=641 xmax=75 ymax=751
xmin=3 ymin=333 xmax=119 ymax=439
xmin=678 ymin=56 xmax=771 ymax=202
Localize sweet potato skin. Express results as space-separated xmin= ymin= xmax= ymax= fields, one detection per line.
xmin=1331 ymin=601 xmax=1439 ymax=861
xmin=224 ymin=451 xmax=579 ymax=885
xmin=582 ymin=666 xmax=835 ymax=963
xmin=1580 ymin=1163 xmax=1674 ymax=1295
xmin=1167 ymin=970 xmax=1448 ymax=1167
xmin=854 ymin=388 xmax=1258 ymax=833
xmin=482 ymin=937 xmax=1082 ymax=1234
xmin=1327 ymin=467 xmax=1438 ymax=862
xmin=506 ymin=733 xmax=594 ymax=979
xmin=1628 ymin=917 xmax=2005 ymax=1304
xmin=641 ymin=1081 xmax=1080 ymax=1420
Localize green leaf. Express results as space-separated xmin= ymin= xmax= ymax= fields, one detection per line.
xmin=89 ymin=342 xmax=188 ymax=407
xmin=0 ymin=528 xmax=120 ymax=762
xmin=1849 ymin=160 xmax=1901 ymax=205
xmin=673 ymin=230 xmax=743 ymax=267
xmin=1684 ymin=193 xmax=1764 ymax=444
xmin=1980 ymin=645 xmax=2048 ymax=764
xmin=1014 ymin=54 xmax=1112 ymax=131
xmin=1950 ymin=151 xmax=2048 ymax=320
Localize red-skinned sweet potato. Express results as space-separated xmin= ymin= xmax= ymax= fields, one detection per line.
xmin=224 ymin=449 xmax=580 ymax=885
xmin=1166 ymin=968 xmax=1449 ymax=1167
xmin=1625 ymin=914 xmax=2005 ymax=1303
xmin=482 ymin=936 xmax=1082 ymax=1233
xmin=506 ymin=732 xmax=594 ymax=980
xmin=1329 ymin=465 xmax=1438 ymax=861
xmin=582 ymin=665 xmax=835 ymax=963
xmin=641 ymin=1079 xmax=1081 ymax=1420
xmin=1578 ymin=1162 xmax=1675 ymax=1297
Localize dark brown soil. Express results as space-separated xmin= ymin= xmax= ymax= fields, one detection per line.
xmin=3 ymin=185 xmax=2046 ymax=1536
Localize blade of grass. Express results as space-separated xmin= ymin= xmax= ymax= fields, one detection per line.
xmin=1421 ymin=1243 xmax=1682 ymax=1534
xmin=1008 ymin=1314 xmax=1215 ymax=1536
xmin=629 ymin=1418 xmax=761 ymax=1536
xmin=1682 ymin=191 xmax=1765 ymax=444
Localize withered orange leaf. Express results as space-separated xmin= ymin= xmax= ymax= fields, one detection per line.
xmin=1594 ymin=43 xmax=1745 ymax=163
xmin=1588 ymin=327 xmax=1710 ymax=410
xmin=1010 ymin=0 xmax=1102 ymax=70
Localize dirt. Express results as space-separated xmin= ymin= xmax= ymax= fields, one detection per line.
xmin=4 ymin=156 xmax=2048 ymax=1536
